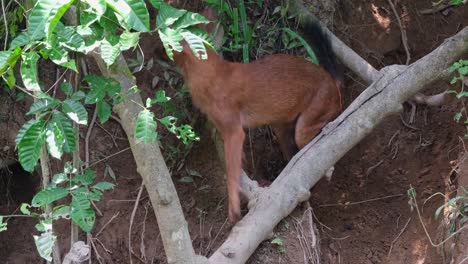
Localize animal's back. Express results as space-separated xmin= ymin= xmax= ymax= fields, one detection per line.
xmin=228 ymin=54 xmax=341 ymax=128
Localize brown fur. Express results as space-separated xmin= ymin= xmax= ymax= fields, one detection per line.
xmin=172 ymin=10 xmax=342 ymax=223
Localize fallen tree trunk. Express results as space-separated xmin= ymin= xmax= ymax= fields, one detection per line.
xmin=209 ymin=26 xmax=468 ymax=264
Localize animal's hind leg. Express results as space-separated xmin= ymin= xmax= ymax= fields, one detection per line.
xmin=295 ymin=104 xmax=338 ymax=150
xmin=272 ymin=122 xmax=299 ymax=160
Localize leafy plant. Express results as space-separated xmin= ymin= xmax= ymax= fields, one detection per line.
xmin=270 ymin=237 xmax=286 ymax=254
xmin=0 ymin=0 xmax=211 ymax=261
xmin=203 ymin=0 xmax=257 ymax=62
xmin=21 ymin=163 xmax=115 ymax=260
xmin=447 ymin=59 xmax=468 ymax=134
xmin=434 ymin=186 xmax=467 ymax=235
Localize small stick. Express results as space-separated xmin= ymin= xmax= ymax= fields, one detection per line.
xmin=388 ymin=0 xmax=411 ymax=65
xmin=319 ymin=194 xmax=403 ymax=207
xmin=1 ymin=0 xmax=8 ymax=49
xmin=93 ymin=238 xmax=112 ymax=255
xmin=129 ymin=182 xmax=144 ymax=264
xmin=366 ymin=159 xmax=385 ymax=176
xmin=400 ymin=114 xmax=420 ymax=130
xmin=419 ymin=3 xmax=454 ymax=15
xmin=95 ymin=212 xmax=120 ymax=237
xmin=88 ymin=233 xmax=105 ymax=264
xmin=387 ymin=217 xmax=411 ymax=258
xmin=85 ymin=107 xmax=98 ymax=166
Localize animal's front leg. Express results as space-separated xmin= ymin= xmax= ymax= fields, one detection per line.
xmin=221 ymin=124 xmax=245 ymax=224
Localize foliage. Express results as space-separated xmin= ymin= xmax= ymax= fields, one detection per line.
xmin=270 ymin=237 xmax=286 ymax=254
xmin=21 ymin=163 xmax=115 ymax=260
xmin=447 ymin=59 xmax=468 ymax=134
xmin=203 ymin=0 xmax=317 ymax=63
xmin=0 ymin=0 xmax=210 ymax=260
xmin=434 ymin=186 xmax=467 ymax=235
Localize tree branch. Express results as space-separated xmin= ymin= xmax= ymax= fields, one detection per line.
xmin=209 ymin=25 xmax=468 ymax=264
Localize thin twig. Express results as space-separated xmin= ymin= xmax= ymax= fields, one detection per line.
xmin=88 ymin=233 xmax=105 ymax=264
xmin=400 ymin=114 xmax=420 ymax=130
xmin=139 ymin=203 xmax=149 ymax=261
xmin=1 ymin=0 xmax=8 ymax=50
xmin=366 ymin=158 xmax=385 ymax=176
xmin=95 ymin=212 xmax=120 ymax=237
xmin=388 ymin=0 xmax=411 ymax=65
xmin=411 ymin=190 xmax=468 ymax=247
xmin=85 ymin=107 xmax=98 ymax=166
xmin=88 ymin=146 xmax=133 ymax=168
xmin=129 ymin=182 xmax=144 ymax=264
xmin=93 ymin=237 xmax=112 ymax=255
xmin=204 ymin=218 xmax=228 ymax=255
xmin=387 ymin=217 xmax=411 ymax=258
xmin=319 ymin=194 xmax=403 ymax=207
xmin=419 ymin=2 xmax=454 ymax=15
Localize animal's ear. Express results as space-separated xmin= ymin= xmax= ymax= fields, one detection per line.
xmin=200 ymin=8 xmax=217 ymax=22
xmin=199 ymin=8 xmax=224 ymax=49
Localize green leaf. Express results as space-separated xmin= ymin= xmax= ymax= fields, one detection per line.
xmin=17 ymin=120 xmax=46 ymax=172
xmin=159 ymin=116 xmax=177 ymax=134
xmin=281 ymin=28 xmax=318 ymax=64
xmin=10 ymin=32 xmax=31 ymax=49
xmin=32 ymin=187 xmax=68 ymax=207
xmin=100 ymin=38 xmax=121 ymax=66
xmin=45 ymin=121 xmax=65 ymax=159
xmin=150 ymin=90 xmax=170 ymax=104
xmin=92 ymin=181 xmax=115 ymax=191
xmin=172 ymin=11 xmax=209 ymax=29
xmin=158 ymin=27 xmax=183 ymax=60
xmin=52 ymin=205 xmax=70 ymax=219
xmin=51 ymin=112 xmax=76 ymax=152
xmin=33 ymin=231 xmax=56 ymax=262
xmin=27 ymin=99 xmax=60 ymax=115
xmin=20 ymin=52 xmax=41 ymax=91
xmin=60 ymin=82 xmax=73 ymax=95
xmin=70 ymin=196 xmax=95 ymax=232
xmin=456 ymin=91 xmax=468 ymax=99
xmin=178 ymin=176 xmax=194 ymax=183
xmin=454 ymin=110 xmax=463 ymax=122
xmin=4 ymin=67 xmax=16 ymax=89
xmin=0 ymin=47 xmax=21 ymax=76
xmin=72 ymin=169 xmax=96 ymax=186
xmin=62 ymin=99 xmax=88 ymax=125
xmin=71 ymin=90 xmax=86 ymax=101
xmin=135 ymin=109 xmax=158 ymax=143
xmin=97 ymin=7 xmax=119 ymax=34
xmin=20 ymin=203 xmax=31 ymax=215
xmin=155 ymin=1 xmax=187 ymax=28
xmin=270 ymin=237 xmax=283 ymax=246
xmin=119 ymin=31 xmax=140 ymax=51
xmin=181 ymin=29 xmax=210 ymax=59
xmin=0 ymin=216 xmax=7 ymax=232
xmin=105 ymin=0 xmax=150 ymax=32
xmin=55 ymin=25 xmax=86 ymax=52
xmin=52 ymin=173 xmax=68 ymax=185
xmin=16 ymin=119 xmax=39 ymax=146
xmin=28 ymin=0 xmax=75 ymax=40
xmin=97 ymin=101 xmax=111 ymax=123
xmin=87 ymin=0 xmax=107 ymax=16
xmin=40 ymin=41 xmax=78 ymax=72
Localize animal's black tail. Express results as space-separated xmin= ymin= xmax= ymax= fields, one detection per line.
xmin=301 ymin=20 xmax=343 ymax=85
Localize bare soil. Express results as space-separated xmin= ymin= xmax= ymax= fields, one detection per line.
xmin=1 ymin=0 xmax=467 ymax=264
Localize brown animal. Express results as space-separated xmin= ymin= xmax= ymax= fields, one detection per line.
xmin=172 ymin=9 xmax=343 ymax=223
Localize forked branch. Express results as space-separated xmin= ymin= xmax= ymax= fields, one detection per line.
xmin=208 ymin=26 xmax=468 ymax=264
